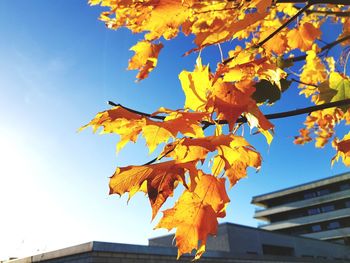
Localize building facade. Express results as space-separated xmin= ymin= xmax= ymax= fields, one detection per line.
xmin=252 ymin=172 xmax=350 ymax=245
xmin=5 ymin=223 xmax=350 ymax=263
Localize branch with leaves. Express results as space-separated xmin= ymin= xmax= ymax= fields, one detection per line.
xmin=109 ymin=99 xmax=350 ymax=125
xmin=83 ymin=0 xmax=350 ymax=259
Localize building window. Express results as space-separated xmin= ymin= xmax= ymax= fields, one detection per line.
xmin=345 ymin=200 xmax=350 ymax=208
xmin=317 ymin=189 xmax=330 ymax=196
xmin=262 ymin=244 xmax=294 ymax=256
xmin=308 ymin=207 xmax=320 ymax=215
xmin=327 ymin=221 xmax=340 ymax=230
xmin=321 ymin=205 xmax=335 ymax=213
xmin=304 ymin=192 xmax=316 ymax=199
xmin=311 ymin=224 xmax=322 ymax=232
xmin=339 ymin=183 xmax=350 ymax=191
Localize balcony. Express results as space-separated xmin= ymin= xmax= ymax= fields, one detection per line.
xmin=301 ymin=227 xmax=350 ymax=240
xmin=259 ymin=208 xmax=350 ymax=231
xmin=254 ymin=189 xmax=350 ymax=219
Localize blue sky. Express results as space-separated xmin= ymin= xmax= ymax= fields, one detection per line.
xmin=0 ymin=0 xmax=348 ymax=260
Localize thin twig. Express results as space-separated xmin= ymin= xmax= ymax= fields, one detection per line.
xmin=291 ymin=78 xmax=318 ymax=87
xmin=143 ymin=148 xmax=175 ymax=165
xmin=304 ymin=9 xmax=350 ymax=17
xmin=256 ymin=3 xmax=311 ymax=48
xmin=108 ymin=101 xmax=165 ymax=120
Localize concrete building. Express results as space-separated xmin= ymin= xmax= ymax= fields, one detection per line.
xmin=252 ymin=172 xmax=350 ymax=245
xmin=5 ymin=223 xmax=350 ymax=262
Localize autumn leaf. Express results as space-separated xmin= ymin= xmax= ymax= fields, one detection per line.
xmin=156 ymin=173 xmax=229 ymax=259
xmin=294 ymin=128 xmax=312 ymax=145
xmin=260 ymin=19 xmax=288 ymax=55
xmin=328 ymin=72 xmax=350 ymax=104
xmin=206 ymin=79 xmax=254 ymax=130
xmin=162 ymin=134 xmax=242 ymax=168
xmin=82 ymin=106 xmax=208 ymax=154
xmin=143 ymin=108 xmax=208 ymax=153
xmin=332 ymin=132 xmax=350 ymax=166
xmin=253 ymin=79 xmax=291 ymax=105
xmin=128 ymin=41 xmax=163 ymax=80
xmin=80 ymin=106 xmax=145 ymax=152
xmin=212 ymin=136 xmax=261 ymax=186
xmin=287 ymin=22 xmax=321 ymax=52
xmin=109 ymin=160 xmax=197 ymax=219
xmin=300 ymin=46 xmax=327 ymax=97
xmin=193 ymin=0 xmax=272 ymax=47
xmin=179 ymin=57 xmax=211 ymax=111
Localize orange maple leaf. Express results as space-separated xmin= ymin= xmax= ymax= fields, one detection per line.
xmin=212 ymin=136 xmax=262 ymax=187
xmin=109 ymin=160 xmax=197 ymax=219
xmin=82 ymin=106 xmax=209 ymax=153
xmin=287 ymin=22 xmax=321 ymax=52
xmin=332 ymin=132 xmax=350 ymax=166
xmin=156 ymin=173 xmax=229 ymax=259
xmin=80 ymin=106 xmax=145 ymax=152
xmin=128 ymin=41 xmax=163 ymax=80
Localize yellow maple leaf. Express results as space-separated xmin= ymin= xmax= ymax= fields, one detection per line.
xmin=300 ymin=45 xmax=327 ymax=96
xmin=128 ymin=41 xmax=163 ymax=80
xmin=179 ymin=57 xmax=211 ymax=111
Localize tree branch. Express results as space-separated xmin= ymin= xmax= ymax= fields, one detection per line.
xmin=140 ymin=99 xmax=350 ymax=165
xmin=108 ymin=100 xmax=165 ymax=120
xmin=108 ymin=99 xmax=350 ymax=126
xmin=304 ymin=9 xmax=350 ymax=17
xmin=262 ymin=99 xmax=350 ymax=120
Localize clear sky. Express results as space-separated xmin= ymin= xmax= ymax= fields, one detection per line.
xmin=0 ymin=1 xmax=348 ymax=260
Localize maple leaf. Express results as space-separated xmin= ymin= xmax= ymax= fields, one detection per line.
xmin=300 ymin=46 xmax=327 ymax=97
xmin=318 ymin=72 xmax=350 ymax=110
xmin=287 ymin=22 xmax=321 ymax=52
xmin=206 ymin=79 xmax=254 ymax=130
xmin=80 ymin=106 xmax=145 ymax=152
xmin=259 ymin=19 xmax=288 ymax=55
xmin=253 ymin=79 xmax=291 ymax=105
xmin=82 ymin=106 xmax=208 ymax=154
xmin=294 ymin=128 xmax=313 ymax=145
xmin=143 ymin=108 xmax=208 ymax=153
xmin=109 ymin=160 xmax=197 ymax=219
xmin=212 ymin=136 xmax=262 ymax=187
xmin=332 ymin=132 xmax=350 ymax=166
xmin=193 ymin=0 xmax=272 ymax=47
xmin=156 ymin=173 xmax=229 ymax=259
xmin=128 ymin=41 xmax=163 ymax=80
xmin=161 ymin=135 xmax=241 ymax=171
xmin=179 ymin=57 xmax=211 ymax=111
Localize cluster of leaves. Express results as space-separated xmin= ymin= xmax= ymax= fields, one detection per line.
xmin=83 ymin=0 xmax=350 ymax=259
